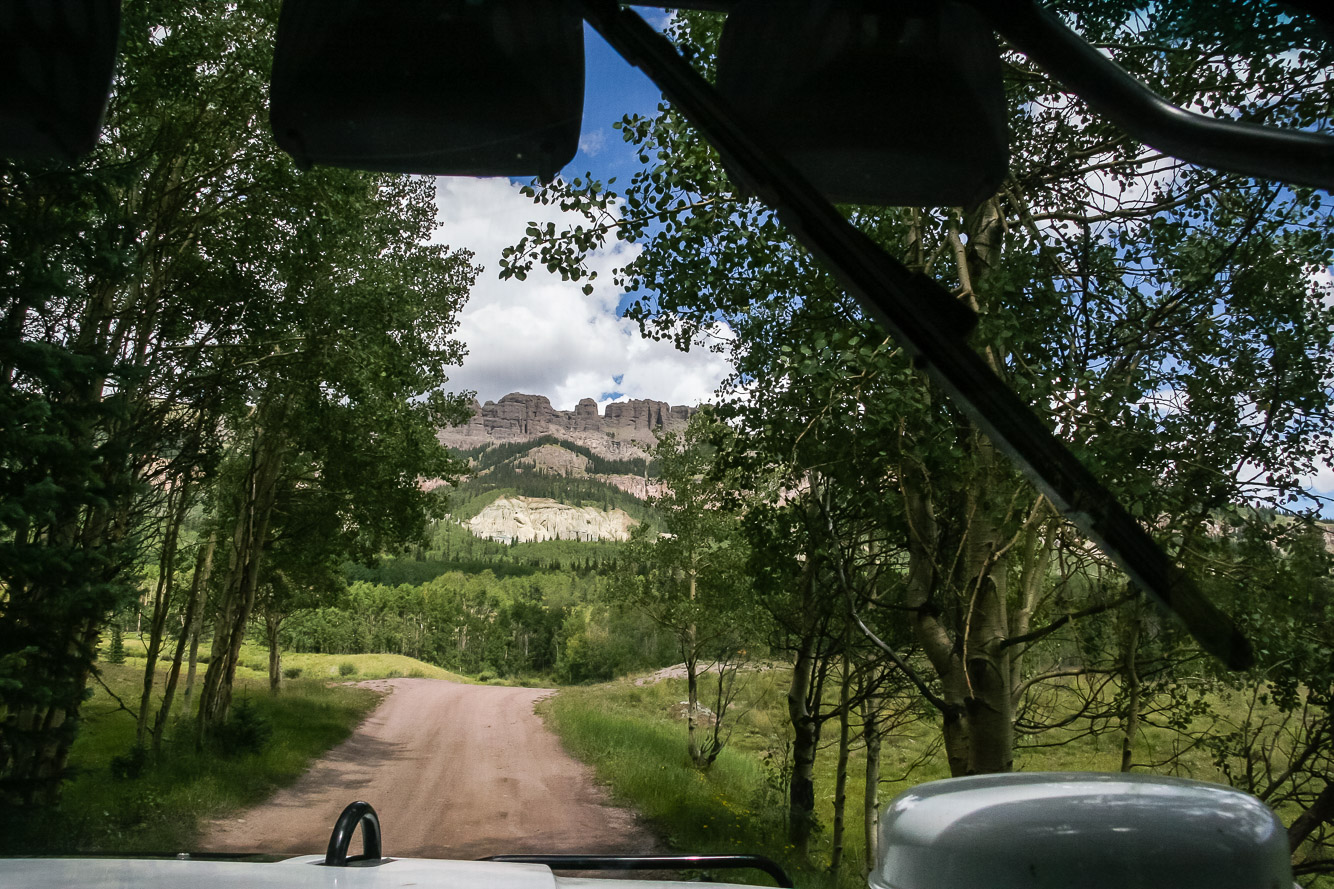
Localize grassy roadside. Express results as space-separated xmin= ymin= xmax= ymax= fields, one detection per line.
xmin=540 ymin=669 xmax=1244 ymax=889
xmin=0 ymin=649 xmax=449 ymax=857
xmin=542 ymin=676 xmax=847 ymax=889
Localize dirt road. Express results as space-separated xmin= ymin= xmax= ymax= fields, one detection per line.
xmin=201 ymin=679 xmax=661 ymax=859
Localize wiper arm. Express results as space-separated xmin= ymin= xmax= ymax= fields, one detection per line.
xmin=969 ymin=0 xmax=1334 ymax=191
xmin=581 ymin=0 xmax=1254 ymax=670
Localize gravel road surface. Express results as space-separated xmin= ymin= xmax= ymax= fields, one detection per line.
xmin=200 ymin=678 xmax=661 ymax=859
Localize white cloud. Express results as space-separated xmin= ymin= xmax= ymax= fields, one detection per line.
xmin=430 ymin=177 xmax=732 ymax=411
xmin=1237 ymin=449 xmax=1334 ymax=517
xmin=1302 ymin=457 xmax=1334 ymax=502
xmin=1310 ymin=264 xmax=1334 ymax=308
xmin=578 ymin=129 xmax=607 ymax=158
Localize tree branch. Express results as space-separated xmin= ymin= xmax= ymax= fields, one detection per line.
xmin=812 ymin=489 xmax=956 ymax=718
xmin=1000 ymin=591 xmax=1136 ymax=651
xmin=90 ymin=668 xmax=137 ymax=719
xmin=1289 ymin=781 xmax=1334 ymax=853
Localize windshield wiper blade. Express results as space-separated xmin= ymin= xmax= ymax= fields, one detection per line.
xmin=581 ymin=0 xmax=1254 ymax=670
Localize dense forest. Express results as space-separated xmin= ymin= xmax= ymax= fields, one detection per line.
xmin=456 ymin=434 xmax=661 ymax=478
xmin=442 ymin=466 xmax=657 ymax=525
xmin=282 ymin=467 xmax=678 ymax=681
xmin=2 ymin=1 xmax=1333 ymax=884
xmin=499 ymin=7 xmax=1334 ymax=877
xmin=0 ymin=1 xmax=476 ymax=799
xmin=279 ymin=568 xmax=679 ymax=683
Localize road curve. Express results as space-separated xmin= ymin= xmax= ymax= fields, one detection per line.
xmin=200 ymin=678 xmax=661 ymax=860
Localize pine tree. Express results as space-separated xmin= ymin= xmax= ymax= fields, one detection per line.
xmin=107 ymin=625 xmax=125 ymax=666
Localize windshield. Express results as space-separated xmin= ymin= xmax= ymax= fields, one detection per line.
xmin=1 ymin=2 xmax=1331 ymax=887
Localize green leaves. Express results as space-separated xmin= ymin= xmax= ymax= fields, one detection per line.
xmin=492 ymin=0 xmax=1334 ymax=794
xmin=1 ymin=0 xmax=480 ymax=801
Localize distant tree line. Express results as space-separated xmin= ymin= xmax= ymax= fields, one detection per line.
xmin=454 ymin=435 xmax=661 ymax=478
xmin=444 ymin=471 xmax=657 ymax=525
xmin=280 ymin=571 xmax=678 ymax=682
xmin=420 ymin=521 xmax=629 ymax=573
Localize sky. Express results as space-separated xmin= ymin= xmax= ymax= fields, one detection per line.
xmin=430 ymin=16 xmax=734 ymax=413
xmin=426 ymin=13 xmax=1334 ymax=512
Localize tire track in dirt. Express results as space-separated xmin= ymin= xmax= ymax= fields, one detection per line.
xmin=200 ymin=678 xmax=661 ymax=860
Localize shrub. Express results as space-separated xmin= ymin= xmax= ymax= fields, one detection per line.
xmin=338 ymin=662 xmax=357 ymax=677
xmin=109 ymin=744 xmax=148 ymax=780
xmin=110 ymin=789 xmax=163 ymax=829
xmin=213 ymin=698 xmax=272 ymax=756
xmin=283 ymin=667 xmax=302 ymax=679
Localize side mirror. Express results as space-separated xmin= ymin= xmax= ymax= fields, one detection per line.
xmin=716 ymin=0 xmax=1007 ymax=208
xmin=873 ymin=773 xmax=1292 ymax=889
xmin=269 ymin=0 xmax=584 ymax=179
xmin=0 ymin=0 xmax=120 ymax=161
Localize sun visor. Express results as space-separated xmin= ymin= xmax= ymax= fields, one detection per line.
xmin=0 ymin=0 xmax=120 ymax=161
xmin=270 ymin=0 xmax=584 ymax=179
xmin=716 ymin=0 xmax=1008 ymax=208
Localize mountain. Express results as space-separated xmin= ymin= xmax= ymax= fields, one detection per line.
xmin=438 ymin=392 xmax=697 ymax=461
xmin=435 ymin=393 xmax=698 ymax=544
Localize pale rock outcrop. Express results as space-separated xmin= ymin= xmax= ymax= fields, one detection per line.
xmin=600 ymin=474 xmax=669 ymax=500
xmin=467 ymin=496 xmax=637 ymax=544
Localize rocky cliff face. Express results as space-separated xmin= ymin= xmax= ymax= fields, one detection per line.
xmin=439 ymin=392 xmax=696 ymax=459
xmin=599 ymin=474 xmax=669 ymax=500
xmin=514 ymin=443 xmax=590 ymax=477
xmin=466 ymin=496 xmax=637 ymax=543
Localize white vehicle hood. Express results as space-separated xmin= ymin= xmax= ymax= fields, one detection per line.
xmin=0 ymin=855 xmax=722 ymax=889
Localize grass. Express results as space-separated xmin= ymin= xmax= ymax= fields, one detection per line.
xmin=543 ymin=675 xmax=842 ymax=888
xmin=271 ymin=649 xmax=468 ymax=682
xmin=541 ymin=667 xmax=1260 ymax=889
xmin=0 ymin=647 xmax=457 ymax=857
xmin=546 ymin=711 xmax=799 ymax=882
xmin=110 ymin=636 xmax=471 ymax=683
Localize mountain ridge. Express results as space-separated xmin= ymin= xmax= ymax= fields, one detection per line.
xmin=433 ymin=393 xmax=691 ymax=543
xmin=438 ymin=392 xmax=698 ymax=461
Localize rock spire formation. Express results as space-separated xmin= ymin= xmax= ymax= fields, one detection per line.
xmin=438 ymin=392 xmax=697 ymax=459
